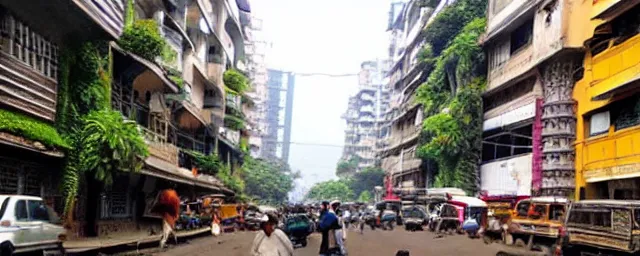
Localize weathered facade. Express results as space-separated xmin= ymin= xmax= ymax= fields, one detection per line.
xmin=379 ymin=0 xmax=453 ymax=189
xmin=0 ymin=0 xmax=254 ymax=239
xmin=481 ymin=0 xmax=592 ymax=197
xmin=574 ymin=1 xmax=640 ymax=200
xmin=0 ymin=0 xmax=128 ymax=215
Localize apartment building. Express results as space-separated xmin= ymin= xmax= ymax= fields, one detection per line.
xmin=341 ymin=60 xmax=388 ymax=175
xmin=379 ymin=0 xmax=452 ymax=189
xmin=262 ymin=69 xmax=294 ymax=162
xmin=574 ymin=1 xmax=640 ymax=200
xmin=480 ymin=0 xmax=592 ymax=197
xmin=0 ymin=0 xmax=253 ymax=238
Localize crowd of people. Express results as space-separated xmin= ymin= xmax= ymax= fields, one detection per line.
xmin=250 ymin=200 xmax=408 ymax=256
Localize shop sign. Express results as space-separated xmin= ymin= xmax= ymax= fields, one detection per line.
xmin=584 ymin=163 xmax=640 ymax=183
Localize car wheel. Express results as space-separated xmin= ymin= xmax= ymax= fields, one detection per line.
xmin=0 ymin=242 xmax=13 ymax=256
xmin=537 ymin=245 xmax=553 ymax=256
xmin=514 ymin=238 xmax=526 ymax=248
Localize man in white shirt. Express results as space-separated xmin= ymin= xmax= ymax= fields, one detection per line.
xmin=251 ymin=213 xmax=294 ymax=256
xmin=330 ymin=200 xmax=347 ymax=255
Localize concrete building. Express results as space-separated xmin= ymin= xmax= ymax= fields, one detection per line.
xmin=574 ymin=1 xmax=640 ymax=200
xmin=480 ymin=0 xmax=592 ymax=197
xmin=262 ymin=69 xmax=294 ymax=162
xmin=341 ymin=60 xmax=388 ymax=174
xmin=379 ymin=0 xmax=453 ymax=189
xmin=244 ymin=15 xmax=269 ymax=158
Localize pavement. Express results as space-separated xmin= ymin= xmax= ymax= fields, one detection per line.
xmin=151 ymin=227 xmax=503 ymax=256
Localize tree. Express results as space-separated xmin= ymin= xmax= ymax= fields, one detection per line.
xmin=357 ymin=191 xmax=372 ymax=203
xmin=349 ymin=167 xmax=385 ymax=198
xmin=335 ymin=156 xmax=360 ymax=178
xmin=306 ymin=180 xmax=354 ymax=202
xmin=243 ymin=156 xmax=296 ymax=204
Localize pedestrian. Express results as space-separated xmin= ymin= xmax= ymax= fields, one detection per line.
xmin=151 ymin=189 xmax=180 ymax=248
xmin=251 ymin=212 xmax=294 ymax=256
xmin=318 ymin=201 xmax=341 ymax=256
xmin=330 ymin=200 xmax=347 ymax=256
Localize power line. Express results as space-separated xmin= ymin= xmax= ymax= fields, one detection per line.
xmin=293 ymin=72 xmax=359 ymax=77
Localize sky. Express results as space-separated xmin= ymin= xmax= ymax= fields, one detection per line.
xmin=251 ymin=0 xmax=390 ymax=200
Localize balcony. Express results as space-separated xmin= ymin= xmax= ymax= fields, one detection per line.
xmin=0 ymin=12 xmax=59 ymax=121
xmin=582 ymin=126 xmax=640 ymax=183
xmin=588 ymin=34 xmax=640 ymax=101
xmin=206 ymin=62 xmax=226 ymax=94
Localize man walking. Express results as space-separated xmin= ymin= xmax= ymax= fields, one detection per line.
xmin=251 ymin=213 xmax=294 ymax=256
xmin=318 ymin=201 xmax=340 ymax=256
xmin=330 ymin=201 xmax=347 ymax=256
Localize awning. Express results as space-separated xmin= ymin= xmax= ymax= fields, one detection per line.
xmin=592 ymin=73 xmax=640 ymax=101
xmin=591 ymin=0 xmax=640 ymax=21
xmin=110 ymin=42 xmax=180 ymax=93
xmin=143 ymin=156 xmax=221 ymax=191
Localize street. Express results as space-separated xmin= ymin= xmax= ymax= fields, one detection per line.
xmin=153 ymin=228 xmax=501 ymax=256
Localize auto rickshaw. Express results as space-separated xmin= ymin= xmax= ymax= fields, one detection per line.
xmin=449 ymin=195 xmax=488 ymax=237
xmin=505 ymin=196 xmax=569 ymax=255
xmin=220 ymin=204 xmax=240 ymax=232
xmin=561 ymin=200 xmax=640 ymax=256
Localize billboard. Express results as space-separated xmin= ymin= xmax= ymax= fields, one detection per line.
xmin=480 ymin=154 xmax=532 ymax=196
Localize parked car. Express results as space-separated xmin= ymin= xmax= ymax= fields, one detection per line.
xmin=561 ymin=200 xmax=640 ymax=256
xmin=0 ymin=195 xmax=65 ymax=255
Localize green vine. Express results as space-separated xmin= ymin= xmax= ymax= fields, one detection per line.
xmin=423 ymin=0 xmax=487 ymax=56
xmin=57 ymin=41 xmax=148 ymax=217
xmin=240 ymin=137 xmax=249 ymax=153
xmin=118 ymin=19 xmax=165 ymax=61
xmin=224 ymin=115 xmax=245 ymax=131
xmin=416 ymin=16 xmax=487 ymax=194
xmin=223 ymin=69 xmax=250 ymax=94
xmin=125 ymin=0 xmax=135 ymax=27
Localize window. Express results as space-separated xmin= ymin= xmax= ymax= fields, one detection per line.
xmin=28 ymin=200 xmax=49 ymax=221
xmin=549 ymin=204 xmax=566 ymax=221
xmin=516 ymin=201 xmax=530 ymax=217
xmin=589 ymin=111 xmax=610 ymax=136
xmin=14 ymin=200 xmax=28 ymax=220
xmin=614 ymin=95 xmax=640 ymax=131
xmin=529 ymin=204 xmax=547 ymax=220
xmin=592 ymin=210 xmax=612 ymax=228
xmin=0 ymin=197 xmax=8 ymax=219
xmin=510 ymin=19 xmax=533 ymax=54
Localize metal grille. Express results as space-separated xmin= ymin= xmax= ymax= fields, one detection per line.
xmin=24 ymin=166 xmax=42 ymax=196
xmin=615 ymin=96 xmax=640 ymax=131
xmin=0 ymin=164 xmax=18 ymax=194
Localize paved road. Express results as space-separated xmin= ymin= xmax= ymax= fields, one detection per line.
xmin=153 ymin=227 xmax=502 ymax=256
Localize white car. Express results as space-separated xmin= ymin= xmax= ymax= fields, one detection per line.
xmin=0 ymin=195 xmax=65 ymax=255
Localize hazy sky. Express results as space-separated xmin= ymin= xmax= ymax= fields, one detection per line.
xmin=251 ymin=0 xmax=390 ymax=199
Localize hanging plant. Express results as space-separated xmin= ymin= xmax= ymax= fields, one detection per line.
xmin=224 ymin=115 xmax=245 ymax=131
xmin=223 ymin=69 xmax=250 ymax=94
xmin=119 ymin=19 xmax=165 ymax=61
xmin=79 ymin=109 xmax=149 ymax=185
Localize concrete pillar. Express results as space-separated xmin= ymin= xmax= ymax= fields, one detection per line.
xmin=540 ymin=58 xmax=579 ymax=197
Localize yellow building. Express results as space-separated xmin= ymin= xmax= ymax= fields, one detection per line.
xmin=574 ymin=1 xmax=640 ymax=200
